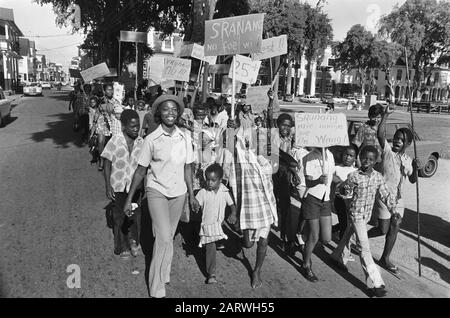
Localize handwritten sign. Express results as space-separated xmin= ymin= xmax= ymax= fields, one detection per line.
xmin=80 ymin=62 xmax=110 ymax=83
xmin=294 ymin=113 xmax=349 ymax=148
xmin=246 ymin=85 xmax=280 ymax=114
xmin=228 ymin=54 xmax=261 ymax=85
xmin=252 ymin=35 xmax=288 ymax=61
xmin=176 ymin=43 xmax=217 ymax=65
xmin=120 ymin=30 xmax=147 ymax=43
xmin=204 ymin=14 xmax=264 ymax=56
xmin=163 ymin=57 xmax=192 ymax=82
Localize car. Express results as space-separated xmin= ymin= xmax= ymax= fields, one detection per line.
xmin=395 ymin=98 xmax=409 ymax=107
xmin=300 ymin=95 xmax=320 ymax=103
xmin=321 ymin=93 xmax=334 ymax=104
xmin=23 ymin=82 xmax=43 ymax=96
xmin=332 ymin=96 xmax=349 ymax=104
xmin=331 ymin=118 xmax=441 ymax=178
xmin=41 ymin=82 xmax=51 ymax=89
xmin=284 ymin=94 xmax=294 ymax=102
xmin=0 ymin=86 xmax=12 ymax=127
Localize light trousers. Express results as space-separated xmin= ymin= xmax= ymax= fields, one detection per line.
xmin=147 ymin=188 xmax=186 ymax=298
xmin=331 ymin=216 xmax=385 ymax=289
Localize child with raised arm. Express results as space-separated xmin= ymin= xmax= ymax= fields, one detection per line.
xmin=330 ymin=145 xmax=396 ymax=297
xmin=196 ymin=163 xmax=237 ymax=284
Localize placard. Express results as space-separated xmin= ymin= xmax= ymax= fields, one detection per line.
xmin=294 ymin=113 xmax=349 ymax=148
xmin=204 ymin=14 xmax=264 ymax=56
xmin=246 ymin=85 xmax=280 ymax=114
xmin=120 ymin=30 xmax=147 ymax=43
xmin=228 ymin=54 xmax=261 ymax=85
xmin=80 ymin=62 xmax=110 ymax=82
xmin=163 ymin=57 xmax=192 ymax=82
xmin=177 ymin=43 xmax=217 ymax=65
xmin=251 ymin=35 xmax=288 ymax=61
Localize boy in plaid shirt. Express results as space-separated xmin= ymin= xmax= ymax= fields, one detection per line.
xmin=330 ymin=145 xmax=395 ymax=298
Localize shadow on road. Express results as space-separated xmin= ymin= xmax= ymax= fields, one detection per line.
xmin=417 ymin=257 xmax=450 ymax=285
xmin=140 ymin=197 xmax=154 ymax=297
xmin=0 ymin=116 xmax=18 ymax=128
xmin=399 ymin=229 xmax=450 ymax=262
xmin=401 ymin=208 xmax=450 ymax=248
xmin=30 ymin=113 xmax=85 ymax=148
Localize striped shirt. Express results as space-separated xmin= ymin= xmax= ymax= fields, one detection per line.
xmin=347 ymin=169 xmax=395 ymax=221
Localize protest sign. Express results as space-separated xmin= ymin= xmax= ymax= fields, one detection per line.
xmin=294 ymin=113 xmax=349 ymax=148
xmin=80 ymin=62 xmax=110 ymax=82
xmin=177 ymin=43 xmax=217 ymax=65
xmin=245 ymin=85 xmax=280 ymax=114
xmin=251 ymin=35 xmax=288 ymax=61
xmin=204 ymin=14 xmax=264 ymax=56
xmin=228 ymin=54 xmax=261 ymax=85
xmin=113 ymin=82 xmax=124 ymax=102
xmin=163 ymin=57 xmax=192 ymax=82
xmin=148 ymin=55 xmax=165 ymax=86
xmin=120 ymin=30 xmax=147 ymax=43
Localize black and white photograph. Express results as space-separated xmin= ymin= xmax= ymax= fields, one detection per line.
xmin=0 ymin=0 xmax=449 ymax=301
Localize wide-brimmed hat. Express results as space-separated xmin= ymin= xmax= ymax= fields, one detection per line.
xmin=151 ymin=94 xmax=185 ymax=115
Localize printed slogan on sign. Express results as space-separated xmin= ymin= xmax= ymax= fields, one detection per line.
xmin=294 ymin=113 xmax=349 ymax=148
xmin=204 ymin=14 xmax=264 ymax=56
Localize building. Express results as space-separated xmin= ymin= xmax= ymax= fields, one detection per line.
xmin=0 ymin=7 xmax=23 ymax=92
xmin=18 ymin=37 xmax=37 ymax=83
xmin=35 ymin=54 xmax=47 ymax=81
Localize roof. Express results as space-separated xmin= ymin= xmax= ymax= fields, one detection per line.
xmin=0 ymin=8 xmax=24 ymax=36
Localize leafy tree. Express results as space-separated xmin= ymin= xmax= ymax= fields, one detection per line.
xmin=332 ymin=24 xmax=375 ymax=97
xmin=379 ymin=0 xmax=450 ymax=100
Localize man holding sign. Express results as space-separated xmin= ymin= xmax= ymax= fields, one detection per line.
xmin=294 ymin=113 xmax=349 ymax=282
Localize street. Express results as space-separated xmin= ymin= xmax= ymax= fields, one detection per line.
xmin=0 ymin=90 xmax=448 ymax=298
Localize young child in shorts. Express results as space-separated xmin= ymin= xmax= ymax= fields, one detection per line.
xmin=196 ymin=163 xmax=237 ymax=284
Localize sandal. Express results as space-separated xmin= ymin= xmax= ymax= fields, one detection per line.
xmin=380 ymin=261 xmax=399 ymax=274
xmin=207 ymin=275 xmax=217 ymax=284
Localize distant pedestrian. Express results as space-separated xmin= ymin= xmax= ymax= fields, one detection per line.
xmin=101 ymin=109 xmax=144 ymax=259
xmin=196 ymin=163 xmax=237 ymax=284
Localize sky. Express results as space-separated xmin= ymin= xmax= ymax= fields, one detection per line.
xmin=0 ymin=0 xmax=408 ymax=70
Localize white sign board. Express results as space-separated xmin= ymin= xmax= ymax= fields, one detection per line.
xmin=113 ymin=82 xmax=124 ymax=102
xmin=228 ymin=54 xmax=261 ymax=85
xmin=163 ymin=57 xmax=192 ymax=82
xmin=252 ymin=35 xmax=288 ymax=61
xmin=294 ymin=113 xmax=349 ymax=148
xmin=246 ymin=85 xmax=280 ymax=114
xmin=80 ymin=62 xmax=110 ymax=83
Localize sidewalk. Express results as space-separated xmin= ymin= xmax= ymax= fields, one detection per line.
xmin=6 ymin=93 xmax=23 ymax=105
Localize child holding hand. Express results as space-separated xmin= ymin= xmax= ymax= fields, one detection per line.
xmin=196 ymin=163 xmax=237 ymax=284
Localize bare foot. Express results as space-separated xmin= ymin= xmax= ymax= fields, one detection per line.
xmin=251 ymin=271 xmax=262 ymax=289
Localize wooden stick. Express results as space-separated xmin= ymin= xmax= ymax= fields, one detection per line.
xmin=231 ymin=55 xmax=236 ymax=119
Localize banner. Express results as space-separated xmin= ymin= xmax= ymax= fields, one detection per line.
xmin=294 ymin=113 xmax=349 ymax=148
xmin=162 ymin=57 xmax=192 ymax=82
xmin=251 ymin=35 xmax=288 ymax=61
xmin=204 ymin=13 xmax=264 ymax=56
xmin=228 ymin=54 xmax=261 ymax=85
xmin=176 ymin=43 xmax=217 ymax=65
xmin=120 ymin=30 xmax=147 ymax=43
xmin=80 ymin=62 xmax=110 ymax=83
xmin=246 ymin=85 xmax=280 ymax=114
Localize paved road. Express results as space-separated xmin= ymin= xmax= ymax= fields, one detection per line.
xmin=0 ymin=91 xmax=448 ymax=298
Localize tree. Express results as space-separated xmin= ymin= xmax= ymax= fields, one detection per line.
xmin=332 ymin=24 xmax=375 ymax=97
xmin=379 ymin=0 xmax=450 ymax=100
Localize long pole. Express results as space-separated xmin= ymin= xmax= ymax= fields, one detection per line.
xmin=405 ymin=46 xmax=422 ymax=277
xmin=135 ymin=42 xmax=139 ymax=101
xmin=231 ymin=55 xmax=236 ymax=119
xmin=118 ymin=41 xmax=121 ymax=77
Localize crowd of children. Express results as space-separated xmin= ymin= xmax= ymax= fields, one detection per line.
xmin=71 ymin=83 xmax=417 ymax=298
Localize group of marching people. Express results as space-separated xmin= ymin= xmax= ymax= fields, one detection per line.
xmin=71 ymin=82 xmax=417 ymax=298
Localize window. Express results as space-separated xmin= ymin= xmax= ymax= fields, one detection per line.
xmin=0 ymin=25 xmax=5 ymax=36
xmin=434 ymin=72 xmax=440 ymax=85
xmin=161 ymin=37 xmax=173 ymax=52
xmin=396 ymin=69 xmax=403 ymax=81
xmin=374 ymin=69 xmax=379 ymax=80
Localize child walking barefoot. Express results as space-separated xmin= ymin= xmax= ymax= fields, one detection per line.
xmin=196 ymin=163 xmax=237 ymax=284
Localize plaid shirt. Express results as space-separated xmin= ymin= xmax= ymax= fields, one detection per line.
xmin=347 ymin=169 xmax=395 ymax=221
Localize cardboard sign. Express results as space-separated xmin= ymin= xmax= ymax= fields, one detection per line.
xmin=113 ymin=82 xmax=124 ymax=102
xmin=252 ymin=35 xmax=288 ymax=61
xmin=177 ymin=43 xmax=217 ymax=65
xmin=148 ymin=55 xmax=165 ymax=86
xmin=163 ymin=57 xmax=192 ymax=82
xmin=120 ymin=30 xmax=147 ymax=43
xmin=204 ymin=14 xmax=264 ymax=56
xmin=228 ymin=54 xmax=261 ymax=85
xmin=80 ymin=62 xmax=110 ymax=82
xmin=246 ymin=85 xmax=280 ymax=114
xmin=294 ymin=113 xmax=349 ymax=148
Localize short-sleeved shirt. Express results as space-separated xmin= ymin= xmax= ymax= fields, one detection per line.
xmin=138 ymin=125 xmax=194 ymax=197
xmin=303 ymin=149 xmax=335 ymax=201
xmin=101 ymin=133 xmax=144 ymax=193
xmin=377 ymin=140 xmax=413 ymax=199
xmin=352 ymin=123 xmax=382 ymax=162
xmin=347 ymin=169 xmax=394 ymax=221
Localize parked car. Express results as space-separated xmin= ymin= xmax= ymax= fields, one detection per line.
xmin=331 ymin=118 xmax=441 ymax=178
xmin=41 ymin=82 xmax=52 ymax=89
xmin=0 ymin=86 xmax=12 ymax=127
xmin=284 ymin=94 xmax=294 ymax=102
xmin=23 ymin=82 xmax=43 ymax=96
xmin=332 ymin=96 xmax=349 ymax=104
xmin=300 ymin=95 xmax=320 ymax=103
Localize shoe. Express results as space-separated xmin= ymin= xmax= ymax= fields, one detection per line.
xmin=301 ymin=266 xmax=318 ymax=282
xmin=370 ymin=286 xmax=387 ymax=298
xmin=130 ymin=240 xmax=140 ymax=257
xmin=330 ymin=257 xmax=348 ymax=272
xmin=119 ymin=251 xmax=131 ymax=259
xmin=379 ymin=261 xmax=399 ymax=274
xmin=207 ymin=275 xmax=217 ymax=284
